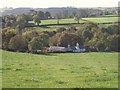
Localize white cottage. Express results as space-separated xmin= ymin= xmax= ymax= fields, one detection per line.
xmin=73 ymin=43 xmax=86 ymax=52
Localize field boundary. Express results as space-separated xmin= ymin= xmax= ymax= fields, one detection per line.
xmin=39 ymin=22 xmax=119 ymax=27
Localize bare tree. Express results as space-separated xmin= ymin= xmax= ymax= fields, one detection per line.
xmin=55 ymin=13 xmax=62 ymax=24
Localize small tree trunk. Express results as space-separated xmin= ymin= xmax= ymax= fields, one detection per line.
xmin=37 ymin=22 xmax=39 ymax=26
xmin=57 ymin=19 xmax=59 ymax=24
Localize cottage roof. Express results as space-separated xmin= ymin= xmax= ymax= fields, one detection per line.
xmin=49 ymin=46 xmax=65 ymax=51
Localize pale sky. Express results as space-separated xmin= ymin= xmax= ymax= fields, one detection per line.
xmin=0 ymin=0 xmax=119 ymax=8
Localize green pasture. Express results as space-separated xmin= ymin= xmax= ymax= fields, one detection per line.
xmin=2 ymin=50 xmax=118 ymax=88
xmin=28 ymin=16 xmax=119 ymax=28
xmin=29 ymin=18 xmax=87 ymax=25
xmin=103 ymin=14 xmax=119 ymax=17
xmin=82 ymin=17 xmax=118 ymax=23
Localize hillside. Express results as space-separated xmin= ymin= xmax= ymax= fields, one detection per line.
xmin=1 ymin=7 xmax=32 ymax=16
xmin=1 ymin=7 xmax=118 ymax=16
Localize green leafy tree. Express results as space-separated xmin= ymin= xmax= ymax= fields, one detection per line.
xmin=82 ymin=30 xmax=93 ymax=40
xmin=16 ymin=14 xmax=28 ymax=29
xmin=28 ymin=33 xmax=49 ymax=51
xmin=23 ymin=30 xmax=39 ymax=42
xmin=16 ymin=14 xmax=29 ymax=34
xmin=56 ymin=27 xmax=66 ymax=33
xmin=58 ymin=32 xmax=83 ymax=47
xmin=8 ymin=35 xmax=28 ymax=51
xmin=2 ymin=28 xmax=16 ymax=49
xmin=107 ymin=35 xmax=119 ymax=51
xmin=49 ymin=33 xmax=61 ymax=46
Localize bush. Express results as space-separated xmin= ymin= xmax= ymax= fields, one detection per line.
xmin=8 ymin=35 xmax=28 ymax=51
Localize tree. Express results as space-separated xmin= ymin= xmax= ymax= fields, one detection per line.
xmin=39 ymin=33 xmax=49 ymax=47
xmin=107 ymin=35 xmax=119 ymax=51
xmin=72 ymin=11 xmax=77 ymax=18
xmin=79 ymin=9 xmax=89 ymax=18
xmin=62 ymin=10 xmax=69 ymax=18
xmin=0 ymin=32 xmax=2 ymax=49
xmin=58 ymin=32 xmax=83 ymax=47
xmin=95 ymin=41 xmax=106 ymax=52
xmin=16 ymin=14 xmax=29 ymax=34
xmin=8 ymin=35 xmax=28 ymax=51
xmin=49 ymin=33 xmax=61 ymax=46
xmin=45 ymin=11 xmax=51 ymax=19
xmin=16 ymin=14 xmax=28 ymax=29
xmin=74 ymin=14 xmax=81 ymax=24
xmin=5 ymin=21 xmax=12 ymax=27
xmin=23 ymin=30 xmax=39 ymax=42
xmin=66 ymin=26 xmax=77 ymax=33
xmin=37 ymin=11 xmax=45 ymax=19
xmin=56 ymin=27 xmax=66 ymax=33
xmin=55 ymin=13 xmax=62 ymax=24
xmin=2 ymin=28 xmax=16 ymax=49
xmin=33 ymin=15 xmax=41 ymax=26
xmin=2 ymin=15 xmax=16 ymax=28
xmin=82 ymin=30 xmax=93 ymax=40
xmin=28 ymin=33 xmax=49 ymax=51
xmin=105 ymin=25 xmax=119 ymax=35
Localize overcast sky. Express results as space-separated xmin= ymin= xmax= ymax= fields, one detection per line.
xmin=0 ymin=0 xmax=119 ymax=8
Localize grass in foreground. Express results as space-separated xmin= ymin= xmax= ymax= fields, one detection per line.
xmin=2 ymin=50 xmax=118 ymax=88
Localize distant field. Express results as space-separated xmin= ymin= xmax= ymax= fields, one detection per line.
xmin=82 ymin=17 xmax=118 ymax=23
xmin=29 ymin=16 xmax=118 ymax=27
xmin=27 ymin=16 xmax=118 ymax=31
xmin=2 ymin=50 xmax=118 ymax=88
xmin=103 ymin=14 xmax=119 ymax=17
xmin=29 ymin=18 xmax=87 ymax=25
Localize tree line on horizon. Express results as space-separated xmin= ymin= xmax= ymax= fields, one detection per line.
xmin=2 ymin=7 xmax=116 ymax=28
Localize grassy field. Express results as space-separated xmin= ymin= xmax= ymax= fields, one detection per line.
xmin=27 ymin=16 xmax=119 ymax=32
xmin=28 ymin=16 xmax=118 ymax=28
xmin=103 ymin=14 xmax=119 ymax=17
xmin=2 ymin=50 xmax=118 ymax=88
xmin=82 ymin=17 xmax=118 ymax=23
xmin=29 ymin=18 xmax=86 ymax=25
